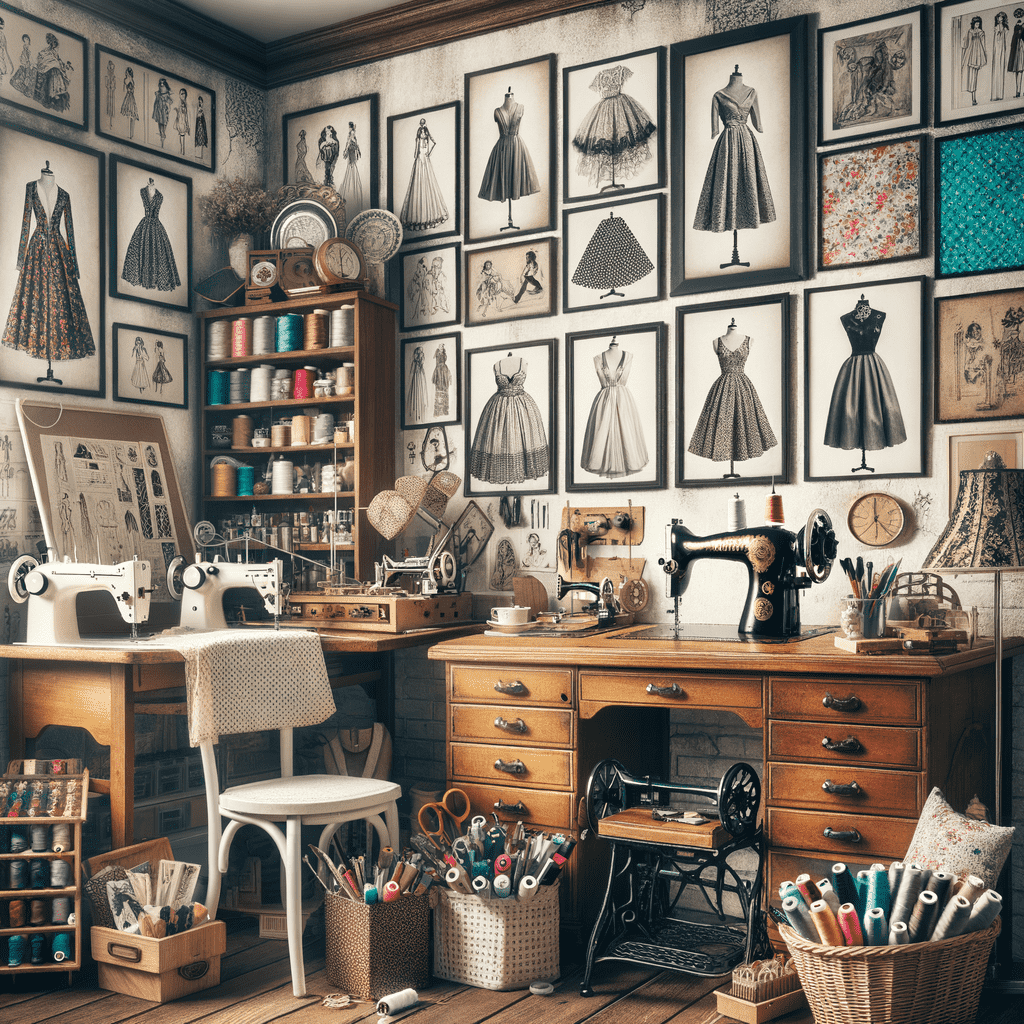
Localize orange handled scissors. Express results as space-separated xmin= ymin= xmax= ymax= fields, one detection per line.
xmin=418 ymin=788 xmax=471 ymax=850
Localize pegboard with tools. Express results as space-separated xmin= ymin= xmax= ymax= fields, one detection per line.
xmin=557 ymin=505 xmax=646 ymax=604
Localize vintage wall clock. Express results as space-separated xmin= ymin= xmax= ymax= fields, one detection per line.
xmin=313 ymin=236 xmax=367 ymax=288
xmin=847 ymin=492 xmax=906 ymax=547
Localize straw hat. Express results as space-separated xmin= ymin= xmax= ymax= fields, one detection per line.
xmin=367 ymin=472 xmax=464 ymax=539
xmin=366 ymin=490 xmax=417 ymax=541
xmin=421 ymin=471 xmax=462 ymax=521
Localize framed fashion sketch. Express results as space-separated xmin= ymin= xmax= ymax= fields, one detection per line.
xmin=399 ymin=241 xmax=460 ymax=333
xmin=387 ymin=101 xmax=459 ymax=242
xmin=934 ymin=286 xmax=1024 ymax=423
xmin=465 ymin=237 xmax=556 ymax=327
xmin=677 ymin=295 xmax=788 ymax=488
xmin=109 ymin=156 xmax=192 ymax=313
xmin=670 ymin=16 xmax=809 ymax=297
xmin=819 ymin=135 xmax=926 ymax=271
xmin=935 ymin=0 xmax=1024 ymax=126
xmin=464 ymin=338 xmax=556 ymax=498
xmin=562 ymin=194 xmax=663 ymax=314
xmin=0 ymin=2 xmax=87 ymax=129
xmin=0 ymin=123 xmax=104 ymax=398
xmin=112 ymin=323 xmax=187 ymax=409
xmin=936 ymin=122 xmax=1024 ymax=278
xmin=566 ymin=322 xmax=665 ymax=492
xmin=94 ymin=44 xmax=215 ymax=172
xmin=400 ymin=333 xmax=460 ymax=431
xmin=818 ymin=6 xmax=928 ymax=146
xmin=465 ymin=54 xmax=555 ymax=243
xmin=283 ymin=94 xmax=378 ymax=224
xmin=562 ymin=47 xmax=665 ymax=203
xmin=948 ymin=429 xmax=1023 ymax=509
xmin=805 ymin=276 xmax=926 ymax=481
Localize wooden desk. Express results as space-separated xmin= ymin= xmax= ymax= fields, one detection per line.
xmin=2 ymin=623 xmax=481 ymax=850
xmin=428 ymin=627 xmax=1019 ymax=938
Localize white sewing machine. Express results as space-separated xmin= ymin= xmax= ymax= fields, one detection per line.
xmin=168 ymin=556 xmax=283 ymax=630
xmin=7 ymin=555 xmax=153 ymax=646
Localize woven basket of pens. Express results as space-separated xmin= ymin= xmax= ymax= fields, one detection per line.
xmin=433 ymin=880 xmax=560 ymax=990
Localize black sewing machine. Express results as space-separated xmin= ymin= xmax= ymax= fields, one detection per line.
xmin=659 ymin=508 xmax=837 ymax=639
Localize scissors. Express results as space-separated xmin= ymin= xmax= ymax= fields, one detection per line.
xmin=418 ymin=788 xmax=471 ymax=850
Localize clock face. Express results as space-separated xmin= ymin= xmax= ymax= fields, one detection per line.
xmin=848 ymin=493 xmax=905 ymax=547
xmin=325 ymin=242 xmax=360 ymax=279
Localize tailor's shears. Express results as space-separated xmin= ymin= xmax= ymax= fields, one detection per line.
xmin=417 ymin=787 xmax=471 ymax=850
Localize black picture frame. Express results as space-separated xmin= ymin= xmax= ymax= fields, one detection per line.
xmin=94 ymin=44 xmax=215 ymax=172
xmin=562 ymin=46 xmax=665 ymax=203
xmin=562 ymin=193 xmax=664 ymax=314
xmin=0 ymin=2 xmax=87 ymax=129
xmin=670 ymin=16 xmax=809 ymax=296
xmin=804 ymin=276 xmax=927 ymax=481
xmin=399 ymin=241 xmax=461 ymax=333
xmin=465 ymin=54 xmax=556 ymax=243
xmin=819 ymin=135 xmax=927 ymax=272
xmin=387 ymin=100 xmax=460 ymax=243
xmin=676 ymin=295 xmax=789 ymax=488
xmin=282 ymin=94 xmax=379 ymax=224
xmin=465 ymin=337 xmax=556 ymax=497
xmin=566 ymin=321 xmax=665 ymax=492
xmin=465 ymin=237 xmax=556 ymax=327
xmin=112 ymin=322 xmax=188 ymax=409
xmin=818 ymin=5 xmax=928 ymax=146
xmin=400 ymin=332 xmax=461 ymax=431
xmin=109 ymin=155 xmax=192 ymax=313
xmin=0 ymin=122 xmax=104 ymax=398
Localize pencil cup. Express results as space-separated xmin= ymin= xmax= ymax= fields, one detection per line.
xmin=839 ymin=597 xmax=886 ymax=640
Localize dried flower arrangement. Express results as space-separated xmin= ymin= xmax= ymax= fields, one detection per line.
xmin=198 ymin=178 xmax=277 ymax=239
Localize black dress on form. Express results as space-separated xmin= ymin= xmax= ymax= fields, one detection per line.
xmin=121 ymin=187 xmax=180 ymax=292
xmin=478 ymin=101 xmax=540 ymax=203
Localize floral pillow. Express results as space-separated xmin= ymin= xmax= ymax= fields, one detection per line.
xmin=903 ymin=787 xmax=1014 ymax=889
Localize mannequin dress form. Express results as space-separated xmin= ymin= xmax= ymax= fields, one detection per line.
xmin=580 ymin=338 xmax=649 ymax=477
xmin=478 ymin=88 xmax=540 ymax=231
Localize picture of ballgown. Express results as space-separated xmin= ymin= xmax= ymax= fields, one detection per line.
xmin=400 ymin=119 xmax=449 ymax=231
xmin=120 ymin=70 xmax=138 ymax=129
xmin=11 ymin=38 xmax=34 ymax=97
xmin=2 ymin=179 xmax=95 ymax=361
xmin=121 ymin=185 xmax=180 ymax=292
xmin=317 ymin=126 xmax=340 ymax=187
xmin=341 ymin=123 xmax=364 ymax=214
xmin=406 ymin=346 xmax=428 ymax=421
xmin=194 ymin=97 xmax=208 ymax=154
xmin=478 ymin=98 xmax=540 ymax=203
xmin=294 ymin=129 xmax=314 ymax=184
xmin=151 ymin=340 xmax=173 ymax=391
xmin=469 ymin=358 xmax=549 ymax=484
xmin=572 ymin=64 xmax=656 ymax=188
xmin=992 ymin=14 xmax=1009 ymax=101
xmin=130 ymin=336 xmax=149 ymax=392
xmin=433 ymin=343 xmax=451 ymax=417
xmin=32 ymin=35 xmax=71 ymax=113
xmin=687 ymin=335 xmax=777 ymax=462
xmin=580 ymin=346 xmax=648 ymax=477
xmin=406 ymin=259 xmax=432 ymax=321
xmin=571 ymin=211 xmax=653 ymax=298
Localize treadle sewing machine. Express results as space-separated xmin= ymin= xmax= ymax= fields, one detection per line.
xmin=579 ymin=759 xmax=770 ymax=997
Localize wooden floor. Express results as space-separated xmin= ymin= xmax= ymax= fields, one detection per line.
xmin=1 ymin=916 xmax=1021 ymax=1024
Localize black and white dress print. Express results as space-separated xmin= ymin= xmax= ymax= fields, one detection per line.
xmin=121 ymin=184 xmax=180 ymax=291
xmin=571 ymin=211 xmax=653 ymax=296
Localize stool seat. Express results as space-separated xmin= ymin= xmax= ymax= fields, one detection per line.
xmin=220 ymin=775 xmax=400 ymax=817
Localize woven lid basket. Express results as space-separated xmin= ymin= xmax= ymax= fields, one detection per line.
xmin=779 ymin=918 xmax=1000 ymax=1024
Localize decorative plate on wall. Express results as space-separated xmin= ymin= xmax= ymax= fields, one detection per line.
xmin=270 ymin=198 xmax=340 ymax=250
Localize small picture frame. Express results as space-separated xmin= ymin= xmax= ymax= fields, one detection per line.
xmin=677 ymin=295 xmax=788 ymax=488
xmin=566 ymin=322 xmax=666 ymax=492
xmin=934 ymin=286 xmax=1024 ymax=423
xmin=562 ymin=194 xmax=664 ymax=314
xmin=948 ymin=429 xmax=1023 ymax=511
xmin=387 ymin=100 xmax=460 ymax=242
xmin=109 ymin=155 xmax=192 ymax=313
xmin=0 ymin=2 xmax=88 ymax=129
xmin=819 ymin=135 xmax=927 ymax=271
xmin=465 ymin=237 xmax=556 ymax=327
xmin=818 ymin=6 xmax=928 ymax=146
xmin=465 ymin=338 xmax=556 ymax=497
xmin=804 ymin=276 xmax=926 ymax=481
xmin=399 ymin=241 xmax=461 ymax=332
xmin=936 ymin=122 xmax=1024 ymax=278
xmin=400 ymin=332 xmax=461 ymax=430
xmin=112 ymin=323 xmax=188 ymax=409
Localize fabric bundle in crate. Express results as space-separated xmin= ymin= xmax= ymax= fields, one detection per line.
xmin=433 ymin=882 xmax=560 ymax=991
xmin=325 ymin=890 xmax=429 ymax=1000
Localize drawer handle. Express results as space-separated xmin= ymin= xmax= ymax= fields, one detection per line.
xmin=494 ymin=800 xmax=528 ymax=815
xmin=821 ymin=735 xmax=862 ymax=754
xmin=494 ymin=758 xmax=527 ymax=775
xmin=646 ymin=682 xmax=685 ymax=697
xmin=108 ymin=942 xmax=142 ymax=963
xmin=823 ymin=826 xmax=863 ymax=844
xmin=821 ymin=779 xmax=861 ymax=796
xmin=494 ymin=680 xmax=527 ymax=696
xmin=494 ymin=716 xmax=528 ymax=734
xmin=823 ymin=692 xmax=862 ymax=712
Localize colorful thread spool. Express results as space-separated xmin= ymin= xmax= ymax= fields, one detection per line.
xmin=782 ymin=895 xmax=817 ymax=942
xmin=211 ymin=461 xmax=237 ymax=497
xmin=966 ymin=890 xmax=1003 ymax=933
xmin=275 ymin=313 xmax=303 ymax=352
xmin=303 ymin=310 xmax=329 ymax=350
xmin=51 ymin=896 xmax=72 ymax=924
xmin=810 ymin=899 xmax=843 ymax=945
xmin=252 ymin=316 xmax=276 ymax=354
xmin=7 ymin=934 xmax=27 ymax=966
xmin=493 ymin=874 xmax=512 ymax=898
xmin=30 ymin=899 xmax=46 ymax=925
xmin=232 ymin=414 xmax=255 ymax=448
xmin=863 ymin=906 xmax=888 ymax=945
xmin=51 ymin=933 xmax=72 ymax=962
xmin=49 ymin=858 xmax=71 ymax=888
xmin=30 ymin=933 xmax=46 ymax=964
xmin=908 ymin=889 xmax=940 ymax=942
xmin=9 ymin=899 xmax=26 ymax=927
xmin=837 ymin=902 xmax=864 ymax=945
xmin=816 ymin=879 xmax=841 ymax=916
xmin=293 ymin=366 xmax=315 ymax=400
xmin=29 ymin=824 xmax=49 ymax=852
xmin=933 ymin=894 xmax=972 ymax=940
xmin=383 ymin=880 xmax=401 ymax=902
xmin=866 ymin=863 xmax=890 ymax=918
xmin=51 ymin=823 xmax=71 ymax=853
xmin=795 ymin=873 xmax=822 ymax=905
xmin=831 ymin=862 xmax=858 ymax=909
xmin=765 ymin=491 xmax=784 ymax=525
xmin=231 ymin=317 xmax=253 ymax=357
xmin=236 ymin=465 xmax=255 ymax=497
xmin=855 ymin=869 xmax=870 ymax=917
xmin=207 ymin=369 xmax=229 ymax=405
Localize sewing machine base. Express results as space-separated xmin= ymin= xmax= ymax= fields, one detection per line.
xmin=625 ymin=624 xmax=834 ymax=644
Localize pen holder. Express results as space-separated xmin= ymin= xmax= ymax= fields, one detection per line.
xmin=838 ymin=597 xmax=887 ymax=640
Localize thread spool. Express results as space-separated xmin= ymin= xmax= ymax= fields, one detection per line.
xmin=7 ymin=934 xmax=27 ymax=967
xmin=837 ymin=903 xmax=863 ymax=945
xmin=765 ymin=490 xmax=784 ymax=525
xmin=330 ymin=305 xmax=354 ymax=347
xmin=908 ymin=889 xmax=940 ymax=942
xmin=207 ymin=369 xmax=229 ymax=405
xmin=303 ymin=310 xmax=329 ymax=350
xmin=472 ymin=876 xmax=491 ymax=898
xmin=313 ymin=412 xmax=335 ymax=443
xmin=816 ymin=879 xmax=841 ymax=916
xmin=9 ymin=860 xmax=26 ymax=889
xmin=252 ymin=316 xmax=276 ymax=354
xmin=493 ymin=874 xmax=512 ymax=898
xmin=888 ymin=920 xmax=910 ymax=945
xmin=228 ymin=367 xmax=250 ymax=403
xmin=271 ymin=460 xmax=294 ymax=495
xmin=236 ymin=465 xmax=255 ymax=497
xmin=52 ymin=896 xmax=71 ymax=924
xmin=778 ymin=881 xmax=803 ymax=905
xmin=831 ymin=863 xmax=858 ymax=909
xmin=966 ymin=889 xmax=1003 ymax=933
xmin=206 ymin=319 xmax=231 ymax=361
xmin=376 ymin=989 xmax=418 ymax=1016
xmin=30 ymin=933 xmax=45 ymax=964
xmin=293 ymin=366 xmax=314 ymax=400
xmin=50 ymin=858 xmax=71 ymax=887
xmin=383 ymin=880 xmax=401 ymax=902
xmin=445 ymin=865 xmax=473 ymax=894
xmin=810 ymin=899 xmax=843 ymax=945
xmin=211 ymin=462 xmax=237 ymax=497
xmin=9 ymin=899 xmax=26 ymax=927
xmin=890 ymin=863 xmax=923 ymax=928
xmin=338 ymin=362 xmax=355 ymax=392
xmin=30 ymin=899 xmax=46 ymax=925
xmin=29 ymin=824 xmax=49 ymax=852
xmin=275 ymin=313 xmax=303 ymax=352
xmin=231 ymin=317 xmax=253 ymax=357
xmin=232 ymin=414 xmax=254 ymax=448
xmin=866 ymin=863 xmax=890 ymax=918
xmin=9 ymin=828 xmax=28 ymax=853
xmin=795 ymin=874 xmax=822 ymax=906
xmin=272 ymin=367 xmax=293 ymax=399
xmin=957 ymin=874 xmax=987 ymax=905
xmin=888 ymin=861 xmax=904 ymax=899
xmin=30 ymin=859 xmax=48 ymax=888
xmin=270 ymin=420 xmax=292 ymax=448
xmin=51 ymin=933 xmax=72 ymax=962
xmin=932 ymin=894 xmax=972 ymax=940
xmin=782 ymin=895 xmax=817 ymax=941
xmin=855 ymin=869 xmax=871 ymax=917
xmin=250 ymin=364 xmax=273 ymax=403
xmin=728 ymin=492 xmax=746 ymax=532
xmin=925 ymin=869 xmax=954 ymax=906
xmin=863 ymin=906 xmax=888 ymax=945
xmin=518 ymin=875 xmax=538 ymax=900
xmin=291 ymin=414 xmax=311 ymax=445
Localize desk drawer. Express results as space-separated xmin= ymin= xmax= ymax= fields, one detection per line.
xmin=450 ymin=665 xmax=572 ymax=705
xmin=453 ymin=782 xmax=574 ymax=831
xmin=450 ymin=742 xmax=572 ymax=789
xmin=767 ymin=762 xmax=925 ymax=817
xmin=580 ymin=671 xmax=761 ymax=710
xmin=450 ymin=704 xmax=573 ymax=747
xmin=768 ymin=676 xmax=920 ymax=725
xmin=767 ymin=808 xmax=915 ymax=859
xmin=768 ymin=721 xmax=920 ymax=769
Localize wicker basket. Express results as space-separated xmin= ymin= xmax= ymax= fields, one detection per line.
xmin=779 ymin=918 xmax=1000 ymax=1024
xmin=433 ymin=883 xmax=560 ymax=991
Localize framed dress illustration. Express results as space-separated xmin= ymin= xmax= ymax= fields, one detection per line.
xmin=562 ymin=47 xmax=665 ymax=203
xmin=465 ymin=338 xmax=556 ymax=498
xmin=112 ymin=323 xmax=187 ymax=409
xmin=670 ymin=16 xmax=809 ymax=296
xmin=0 ymin=122 xmax=104 ymax=398
xmin=399 ymin=241 xmax=460 ymax=333
xmin=400 ymin=333 xmax=460 ymax=431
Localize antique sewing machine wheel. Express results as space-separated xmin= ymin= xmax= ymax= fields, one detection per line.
xmin=717 ymin=762 xmax=761 ymax=840
xmin=586 ymin=759 xmax=627 ymax=825
xmin=7 ymin=554 xmax=39 ymax=603
xmin=429 ymin=550 xmax=457 ymax=588
xmin=618 ymin=577 xmax=650 ymax=614
xmin=166 ymin=555 xmax=187 ymax=600
xmin=193 ymin=520 xmax=220 ymax=548
xmin=801 ymin=508 xmax=837 ymax=584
